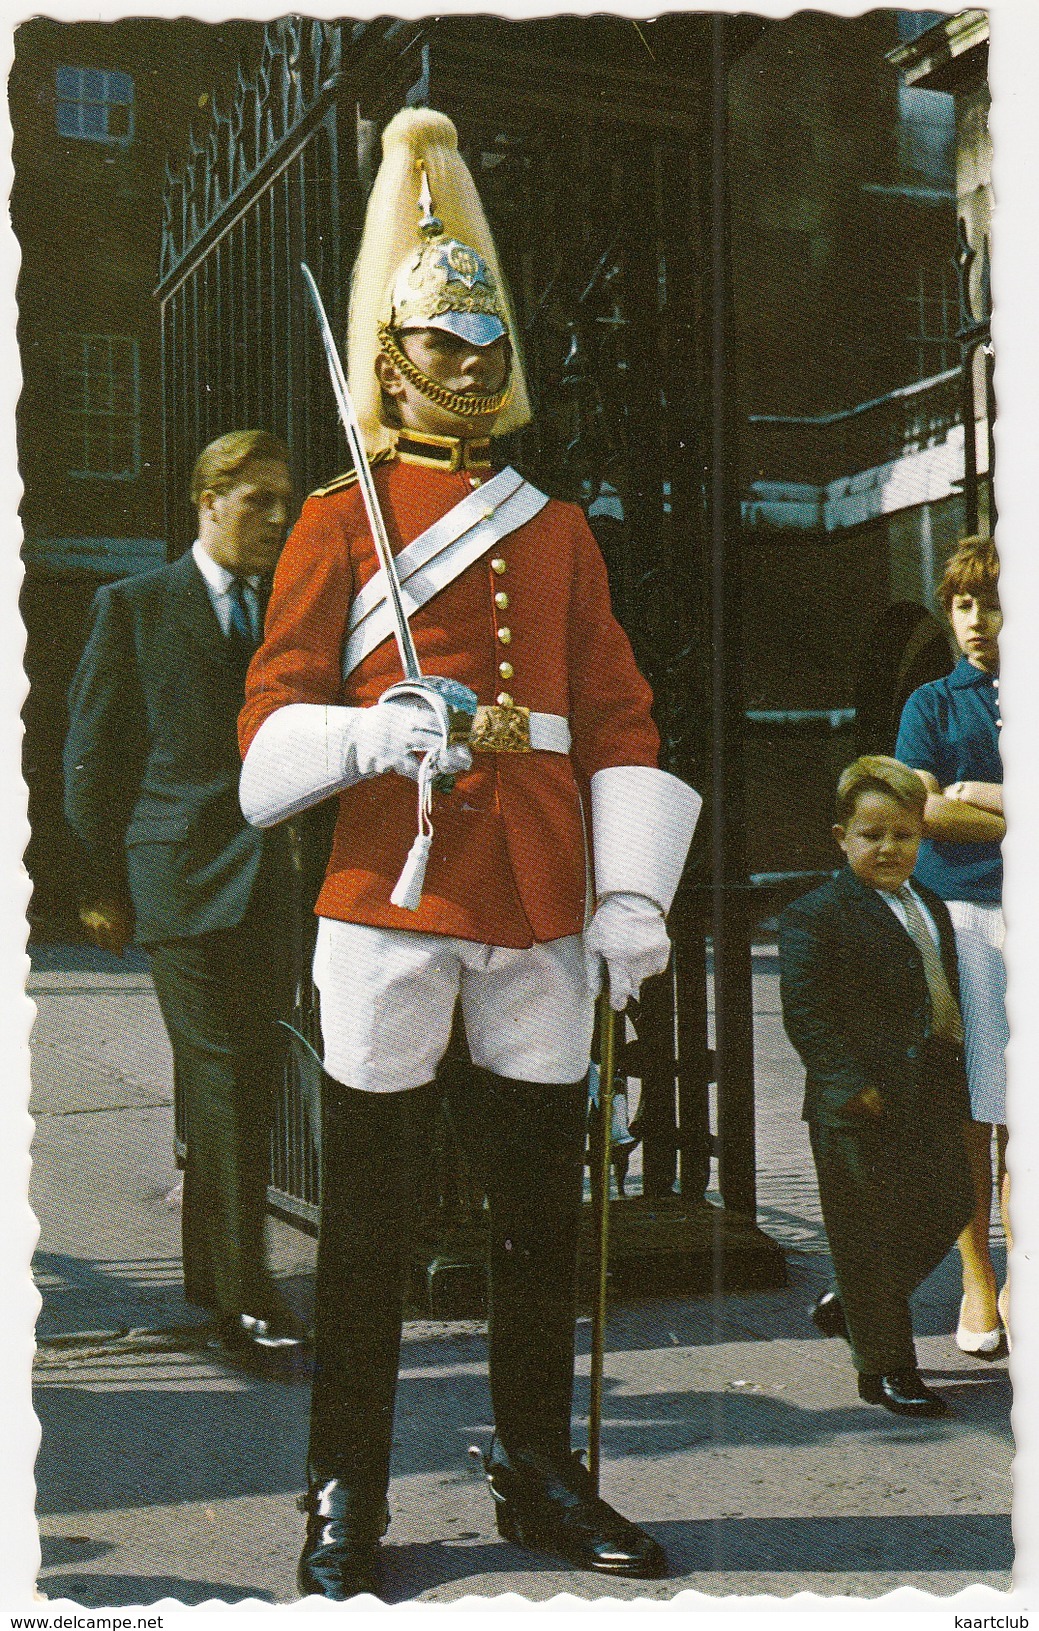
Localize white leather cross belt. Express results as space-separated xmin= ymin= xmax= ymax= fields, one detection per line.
xmin=341 ymin=467 xmax=549 ymax=680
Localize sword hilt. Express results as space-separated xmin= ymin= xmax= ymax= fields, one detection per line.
xmin=380 ymin=676 xmax=478 ymax=793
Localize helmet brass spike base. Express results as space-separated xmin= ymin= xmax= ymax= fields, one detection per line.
xmin=416 ymin=161 xmax=443 ymax=239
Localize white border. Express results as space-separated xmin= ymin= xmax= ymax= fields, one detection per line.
xmin=3 ymin=4 xmax=1037 ymax=1627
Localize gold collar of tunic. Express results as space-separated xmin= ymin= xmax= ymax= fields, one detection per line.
xmin=394 ymin=429 xmax=493 ymax=473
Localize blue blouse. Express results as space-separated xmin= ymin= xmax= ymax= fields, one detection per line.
xmin=895 ymin=656 xmax=1002 ymax=904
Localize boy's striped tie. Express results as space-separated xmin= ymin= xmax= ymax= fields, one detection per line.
xmin=896 ymin=885 xmax=964 ymax=1045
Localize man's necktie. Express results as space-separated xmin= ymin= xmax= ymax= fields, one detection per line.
xmin=896 ymin=885 xmax=964 ymax=1045
xmin=226 ymin=576 xmax=255 ymax=656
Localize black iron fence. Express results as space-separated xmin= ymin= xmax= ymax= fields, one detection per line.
xmin=157 ymin=19 xmax=354 ymax=550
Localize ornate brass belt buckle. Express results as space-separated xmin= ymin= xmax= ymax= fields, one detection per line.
xmin=470 ymin=703 xmax=532 ymax=752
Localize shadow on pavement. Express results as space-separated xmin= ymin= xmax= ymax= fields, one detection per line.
xmin=385 ymin=1537 xmax=582 ymax=1599
xmin=40 ymin=1535 xmax=112 ymax=1568
xmin=40 ymin=1507 xmax=1014 ymax=1609
xmin=38 ymin=1574 xmax=275 ymax=1607
xmin=585 ymin=1380 xmax=1012 ymax=1461
xmin=35 ymin=1377 xmax=310 ymax=1515
xmin=34 ymin=1249 xmax=315 ymax=1345
xmin=34 ymin=1250 xmax=206 ymax=1340
xmin=356 ymin=1510 xmax=1015 ymax=1602
xmin=35 ymin=1360 xmax=1012 ymax=1524
xmin=658 ymin=1511 xmax=1013 ymax=1576
xmin=39 ymin=1531 xmax=271 ymax=1607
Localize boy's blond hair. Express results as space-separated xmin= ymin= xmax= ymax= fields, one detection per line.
xmin=835 ymin=756 xmax=926 ymax=825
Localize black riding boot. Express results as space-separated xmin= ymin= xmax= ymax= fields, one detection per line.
xmin=477 ymin=1073 xmax=587 ymax=1457
xmin=297 ymin=1478 xmax=387 ymax=1600
xmin=483 ymin=1437 xmax=667 ymax=1578
xmin=297 ymin=1077 xmax=438 ymax=1599
xmin=465 ymin=1073 xmax=667 ymax=1579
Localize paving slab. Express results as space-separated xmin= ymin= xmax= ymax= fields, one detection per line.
xmin=26 ymin=943 xmax=1015 ymax=1607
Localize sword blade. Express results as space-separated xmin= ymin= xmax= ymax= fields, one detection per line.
xmin=300 ymin=262 xmax=422 ymax=683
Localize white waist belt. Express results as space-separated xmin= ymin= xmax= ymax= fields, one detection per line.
xmin=529 ymin=713 xmax=571 ymax=753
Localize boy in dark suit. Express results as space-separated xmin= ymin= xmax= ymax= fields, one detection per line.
xmin=64 ymin=430 xmax=302 ymax=1360
xmin=779 ymin=756 xmax=973 ymax=1417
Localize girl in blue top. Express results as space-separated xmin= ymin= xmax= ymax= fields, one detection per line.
xmin=896 ymin=536 xmax=1008 ymax=1356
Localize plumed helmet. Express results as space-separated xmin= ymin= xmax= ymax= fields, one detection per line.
xmin=347 ymin=107 xmax=531 ymax=454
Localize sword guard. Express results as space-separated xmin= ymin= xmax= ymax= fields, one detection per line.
xmin=380 ymin=676 xmax=478 ymax=793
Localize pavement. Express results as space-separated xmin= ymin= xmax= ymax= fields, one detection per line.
xmin=24 ymin=940 xmax=1016 ymax=1608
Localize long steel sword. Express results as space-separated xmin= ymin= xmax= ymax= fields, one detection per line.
xmin=300 ymin=261 xmax=422 ymax=683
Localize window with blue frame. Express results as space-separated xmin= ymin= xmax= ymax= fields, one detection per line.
xmin=63 ymin=335 xmax=140 ymax=481
xmin=55 ymin=66 xmax=134 ymax=145
xmin=905 ymin=263 xmax=960 ymax=379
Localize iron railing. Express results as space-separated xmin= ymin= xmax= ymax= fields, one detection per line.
xmin=157 ymin=20 xmax=355 ymax=548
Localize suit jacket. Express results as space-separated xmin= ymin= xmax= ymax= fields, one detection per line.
xmin=238 ymin=456 xmax=660 ymax=947
xmin=778 ymin=866 xmax=970 ymax=1128
xmin=65 ymin=549 xmax=286 ymax=944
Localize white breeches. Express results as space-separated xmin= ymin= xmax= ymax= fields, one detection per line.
xmin=312 ymin=919 xmax=596 ymax=1092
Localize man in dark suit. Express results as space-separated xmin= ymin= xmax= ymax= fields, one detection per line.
xmin=779 ymin=755 xmax=973 ymax=1418
xmin=64 ymin=429 xmax=302 ymax=1357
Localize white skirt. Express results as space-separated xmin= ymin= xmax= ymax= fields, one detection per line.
xmin=947 ymin=899 xmax=1008 ymax=1125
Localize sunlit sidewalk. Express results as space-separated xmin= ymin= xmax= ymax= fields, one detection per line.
xmin=26 ymin=942 xmax=1012 ymax=1606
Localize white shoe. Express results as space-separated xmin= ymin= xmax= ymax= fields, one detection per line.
xmin=956 ymin=1295 xmax=1002 ymax=1356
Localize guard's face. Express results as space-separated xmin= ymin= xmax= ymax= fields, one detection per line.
xmin=200 ymin=457 xmax=293 ymax=574
xmin=834 ymin=790 xmax=922 ymax=892
xmin=949 ymin=591 xmax=1001 ymax=673
xmin=379 ymin=329 xmax=510 ymax=437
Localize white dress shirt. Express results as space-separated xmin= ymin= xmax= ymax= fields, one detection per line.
xmin=191 ymin=540 xmax=261 ymax=641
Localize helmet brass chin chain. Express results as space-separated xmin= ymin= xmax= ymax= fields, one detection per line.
xmin=378 ymin=323 xmax=513 ymax=419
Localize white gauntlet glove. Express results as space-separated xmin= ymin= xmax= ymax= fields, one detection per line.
xmin=584 ymin=892 xmax=672 ymax=1011
xmin=240 ymin=700 xmax=471 ymax=828
xmin=352 ymin=695 xmax=472 ymax=783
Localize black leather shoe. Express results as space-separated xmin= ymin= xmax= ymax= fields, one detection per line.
xmin=857 ymin=1370 xmax=948 ymax=1418
xmin=483 ymin=1439 xmax=667 ymax=1579
xmin=209 ymin=1312 xmax=311 ymax=1378
xmin=213 ymin=1311 xmax=307 ymax=1353
xmin=810 ymin=1291 xmax=849 ymax=1341
xmin=296 ymin=1479 xmax=386 ymax=1599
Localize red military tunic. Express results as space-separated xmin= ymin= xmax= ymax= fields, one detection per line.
xmin=239 ymin=453 xmax=660 ymax=947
